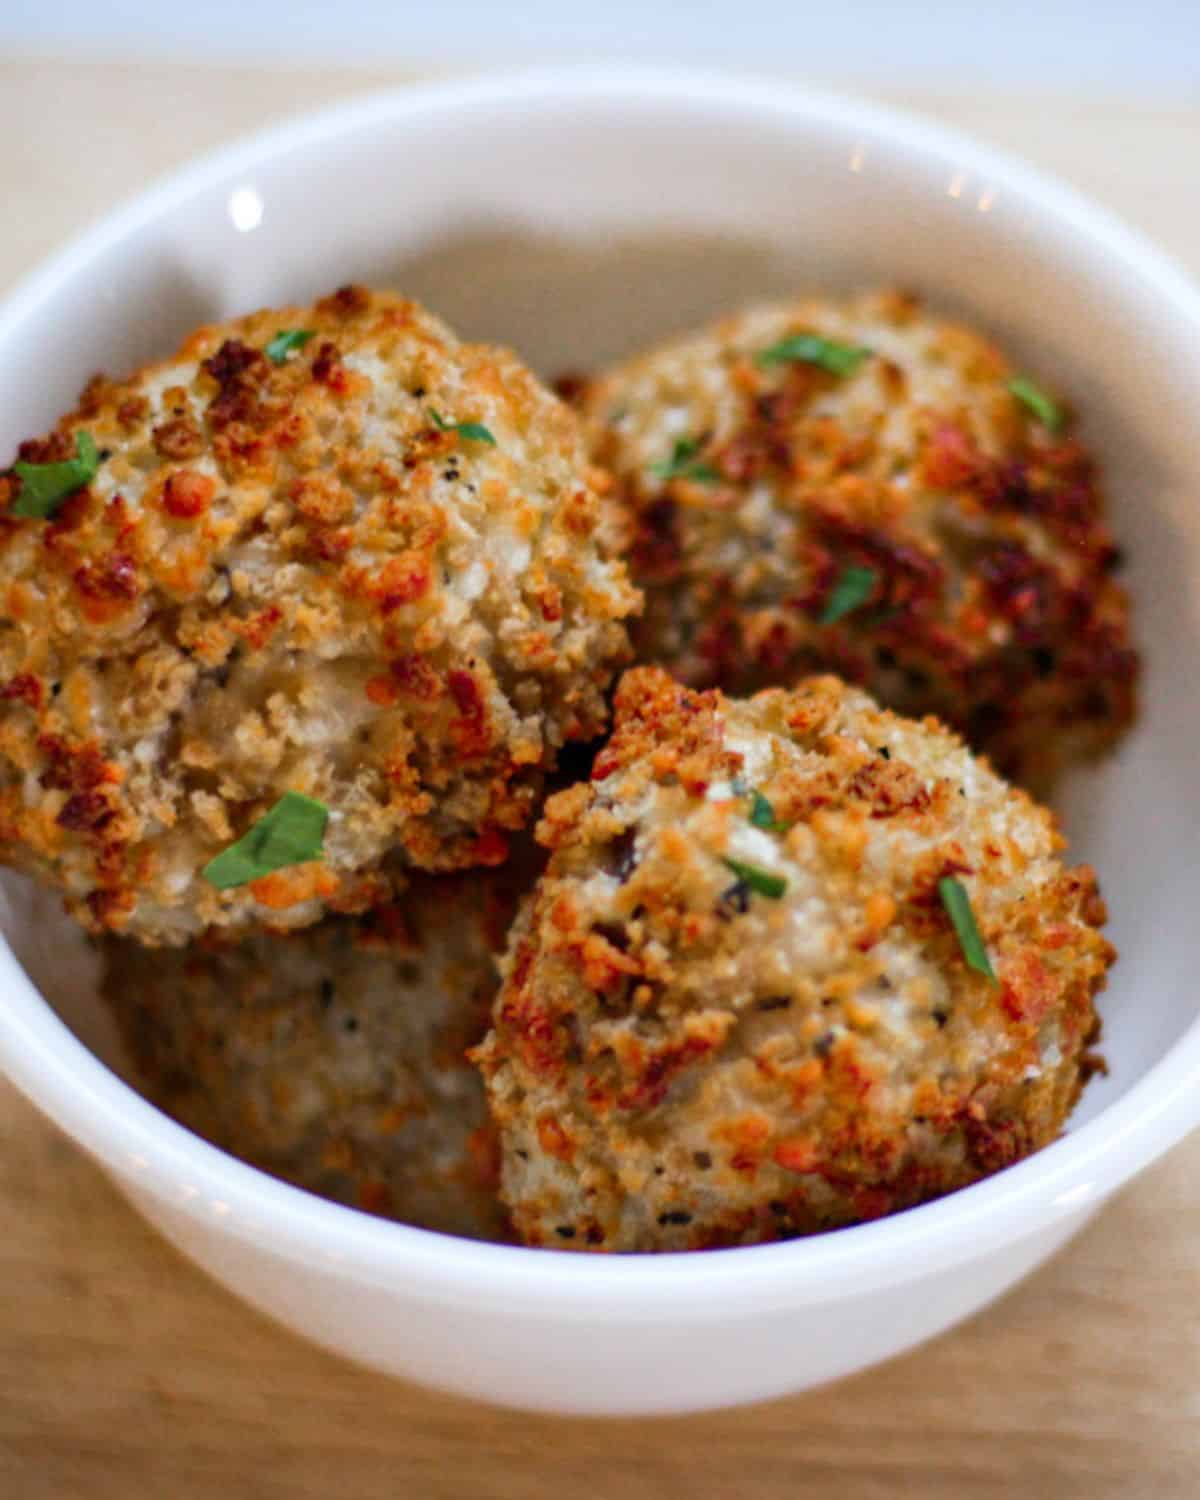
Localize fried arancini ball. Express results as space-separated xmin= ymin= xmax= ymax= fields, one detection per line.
xmin=101 ymin=869 xmax=524 ymax=1240
xmin=474 ymin=667 xmax=1113 ymax=1252
xmin=579 ymin=289 xmax=1137 ymax=787
xmin=0 ymin=286 xmax=637 ymax=944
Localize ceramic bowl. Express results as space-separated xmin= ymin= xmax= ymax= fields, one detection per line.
xmin=0 ymin=67 xmax=1197 ymax=1416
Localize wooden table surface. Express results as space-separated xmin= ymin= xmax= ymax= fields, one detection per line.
xmin=0 ymin=62 xmax=1197 ymax=1500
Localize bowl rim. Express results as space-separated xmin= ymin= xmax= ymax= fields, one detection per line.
xmin=1 ymin=62 xmax=1198 ymax=1317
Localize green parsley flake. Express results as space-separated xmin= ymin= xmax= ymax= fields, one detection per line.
xmin=820 ymin=565 xmax=878 ymax=625
xmin=202 ymin=792 xmax=329 ymax=890
xmin=648 ymin=437 xmax=719 ymax=484
xmin=756 ymin=333 xmax=872 ymax=377
xmin=938 ymin=875 xmax=996 ymax=980
xmin=1007 ymin=375 xmax=1064 ymax=432
xmin=721 ymin=856 xmax=787 ymax=900
xmin=429 ymin=409 xmax=497 ymax=446
xmin=748 ymin=790 xmax=788 ymax=832
xmin=11 ymin=431 xmax=100 ymax=519
xmin=264 ymin=328 xmax=316 ymax=364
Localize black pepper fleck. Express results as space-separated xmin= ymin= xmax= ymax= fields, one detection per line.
xmin=609 ymin=827 xmax=640 ymax=883
xmin=720 ymin=879 xmax=751 ymax=916
xmin=1032 ymin=645 xmax=1058 ymax=678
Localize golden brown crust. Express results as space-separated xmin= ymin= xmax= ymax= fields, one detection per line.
xmin=476 ymin=667 xmax=1114 ymax=1252
xmin=580 ymin=289 xmax=1138 ymax=787
xmin=0 ymin=287 xmax=637 ymax=942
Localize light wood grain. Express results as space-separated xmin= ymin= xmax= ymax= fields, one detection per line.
xmin=0 ymin=62 xmax=1197 ymax=1500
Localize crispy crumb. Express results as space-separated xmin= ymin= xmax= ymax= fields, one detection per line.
xmin=475 ymin=668 xmax=1115 ymax=1252
xmin=99 ymin=864 xmax=541 ymax=1240
xmin=0 ymin=287 xmax=637 ymax=943
xmin=580 ymin=289 xmax=1137 ymax=788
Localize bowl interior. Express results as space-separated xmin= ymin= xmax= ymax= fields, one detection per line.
xmin=1 ymin=74 xmax=1197 ymax=1171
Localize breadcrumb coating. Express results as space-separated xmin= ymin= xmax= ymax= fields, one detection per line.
xmin=579 ymin=289 xmax=1137 ymax=786
xmin=101 ymin=869 xmax=526 ymax=1240
xmin=0 ymin=286 xmax=637 ymax=943
xmin=475 ymin=667 xmax=1113 ymax=1252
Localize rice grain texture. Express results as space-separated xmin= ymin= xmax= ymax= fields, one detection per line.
xmin=0 ymin=286 xmax=636 ymax=942
xmin=477 ymin=667 xmax=1113 ymax=1252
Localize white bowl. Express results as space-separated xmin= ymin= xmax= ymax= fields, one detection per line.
xmin=1 ymin=66 xmax=1198 ymax=1417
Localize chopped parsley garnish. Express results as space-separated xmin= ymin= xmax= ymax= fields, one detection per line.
xmin=749 ymin=790 xmax=776 ymax=828
xmin=938 ymin=876 xmax=996 ymax=980
xmin=748 ymin=790 xmax=788 ymax=832
xmin=721 ymin=856 xmax=787 ymax=900
xmin=429 ymin=409 xmax=497 ymax=446
xmin=648 ymin=437 xmax=719 ymax=484
xmin=756 ymin=333 xmax=872 ymax=376
xmin=202 ymin=792 xmax=329 ymax=889
xmin=11 ymin=431 xmax=100 ymax=519
xmin=1007 ymin=375 xmax=1064 ymax=432
xmin=264 ymin=328 xmax=316 ymax=364
xmin=820 ymin=565 xmax=878 ymax=625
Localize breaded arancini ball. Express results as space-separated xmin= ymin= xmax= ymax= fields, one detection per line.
xmin=101 ymin=869 xmax=523 ymax=1240
xmin=474 ymin=667 xmax=1113 ymax=1252
xmin=0 ymin=285 xmax=637 ymax=944
xmin=579 ymin=289 xmax=1137 ymax=787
